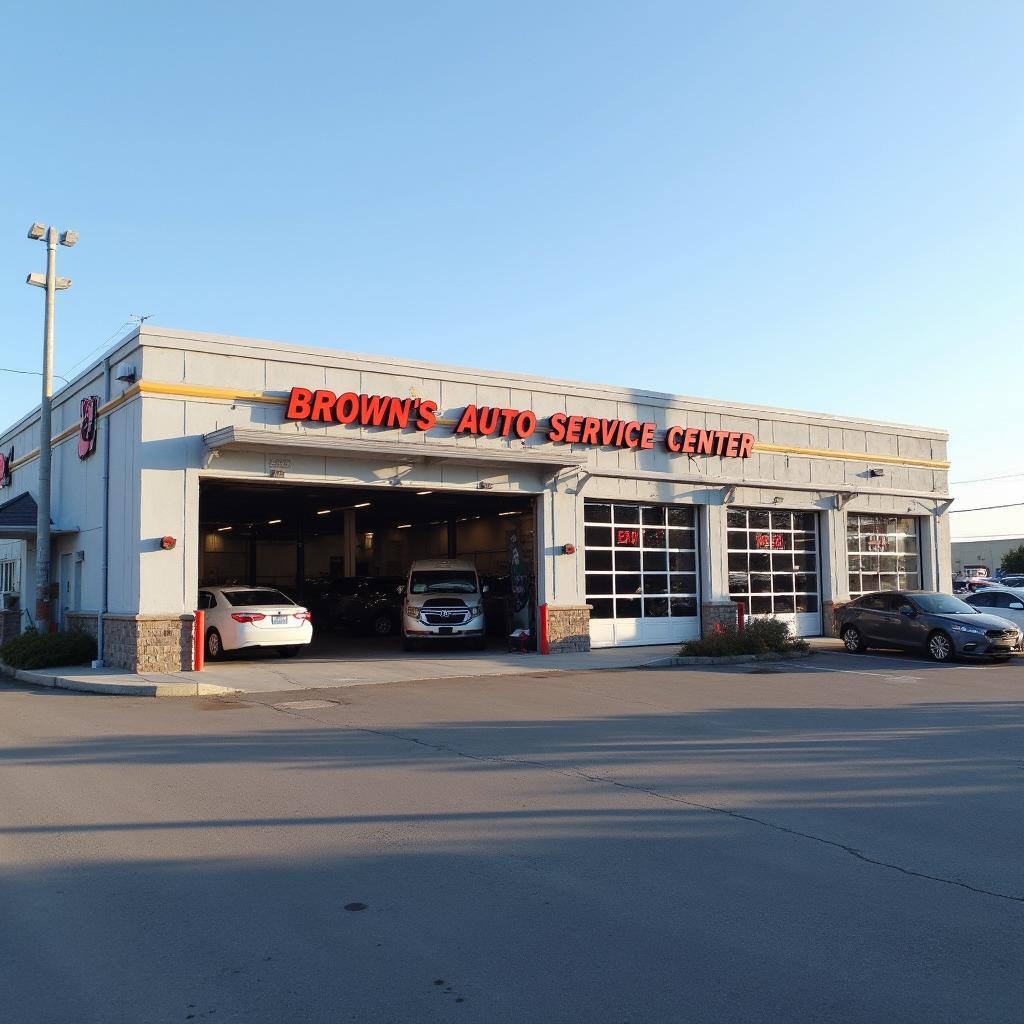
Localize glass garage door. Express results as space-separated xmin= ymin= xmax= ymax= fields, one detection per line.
xmin=726 ymin=508 xmax=822 ymax=636
xmin=847 ymin=514 xmax=921 ymax=597
xmin=584 ymin=501 xmax=700 ymax=647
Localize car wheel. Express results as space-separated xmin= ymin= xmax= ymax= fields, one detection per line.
xmin=840 ymin=625 xmax=866 ymax=653
xmin=370 ymin=613 xmax=394 ymax=637
xmin=205 ymin=628 xmax=223 ymax=660
xmin=927 ymin=630 xmax=954 ymax=662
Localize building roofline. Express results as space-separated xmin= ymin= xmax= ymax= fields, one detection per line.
xmin=134 ymin=324 xmax=949 ymax=440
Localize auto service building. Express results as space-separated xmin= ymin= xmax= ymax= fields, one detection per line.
xmin=0 ymin=325 xmax=952 ymax=672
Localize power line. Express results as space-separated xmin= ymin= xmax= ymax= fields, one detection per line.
xmin=950 ymin=470 xmax=1024 ymax=485
xmin=950 ymin=502 xmax=1024 ymax=514
xmin=60 ymin=318 xmax=135 ymax=378
xmin=0 ymin=367 xmax=70 ymax=384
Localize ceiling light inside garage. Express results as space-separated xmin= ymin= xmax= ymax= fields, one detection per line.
xmin=416 ymin=490 xmax=433 ymax=495
xmin=316 ymin=509 xmax=331 ymax=515
xmin=352 ymin=502 xmax=371 ymax=508
xmin=396 ymin=523 xmax=412 ymax=529
xmin=217 ymin=526 xmax=232 ymax=532
xmin=267 ymin=519 xmax=282 ymax=524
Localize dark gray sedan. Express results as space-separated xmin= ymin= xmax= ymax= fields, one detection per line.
xmin=838 ymin=591 xmax=1022 ymax=662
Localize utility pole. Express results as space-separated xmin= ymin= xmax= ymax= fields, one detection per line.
xmin=26 ymin=222 xmax=77 ymax=634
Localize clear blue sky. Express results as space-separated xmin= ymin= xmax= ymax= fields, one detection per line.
xmin=2 ymin=1 xmax=1021 ymax=484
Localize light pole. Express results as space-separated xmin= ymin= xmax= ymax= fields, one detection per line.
xmin=26 ymin=222 xmax=77 ymax=634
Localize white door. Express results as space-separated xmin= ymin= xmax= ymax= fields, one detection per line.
xmin=584 ymin=501 xmax=701 ymax=648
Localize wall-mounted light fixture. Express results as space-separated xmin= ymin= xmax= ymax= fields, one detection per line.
xmin=160 ymin=536 xmax=177 ymax=550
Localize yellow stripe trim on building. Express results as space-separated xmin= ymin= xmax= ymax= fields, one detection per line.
xmin=753 ymin=442 xmax=949 ymax=470
xmin=7 ymin=379 xmax=946 ymax=473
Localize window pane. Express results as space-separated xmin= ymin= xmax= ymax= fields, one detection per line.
xmin=643 ymin=550 xmax=668 ymax=572
xmin=750 ymin=552 xmax=771 ymax=572
xmin=615 ymin=550 xmax=641 ymax=572
xmin=670 ymin=596 xmax=697 ymax=617
xmin=585 ymin=549 xmax=612 ymax=571
xmin=750 ymin=596 xmax=772 ymax=614
xmin=729 ymin=572 xmax=749 ymax=594
xmin=750 ymin=573 xmax=772 ymax=594
xmin=793 ymin=512 xmax=816 ymax=532
xmin=585 ymin=525 xmax=612 ymax=547
xmin=616 ymin=597 xmax=641 ymax=617
xmin=728 ymin=552 xmax=747 ymax=572
xmin=668 ymin=506 xmax=695 ymax=527
xmin=770 ymin=511 xmax=792 ymax=530
xmin=669 ymin=573 xmax=697 ymax=594
xmin=643 ymin=574 xmax=668 ymax=595
xmin=585 ymin=502 xmax=611 ymax=523
xmin=641 ymin=505 xmax=665 ymax=526
xmin=774 ymin=595 xmax=795 ymax=613
xmin=727 ymin=509 xmax=747 ymax=528
xmin=772 ymin=573 xmax=795 ymax=593
xmin=615 ymin=573 xmax=642 ymax=595
xmin=588 ymin=598 xmax=614 ymax=619
xmin=614 ymin=505 xmax=640 ymax=525
xmin=643 ymin=528 xmax=667 ymax=548
xmin=727 ymin=530 xmax=747 ymax=550
xmin=668 ymin=528 xmax=696 ymax=550
xmin=749 ymin=509 xmax=770 ymax=529
xmin=585 ymin=574 xmax=613 ymax=595
xmin=644 ymin=597 xmax=669 ymax=617
xmin=668 ymin=551 xmax=696 ymax=572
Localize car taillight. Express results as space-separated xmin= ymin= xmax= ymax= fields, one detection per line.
xmin=231 ymin=612 xmax=266 ymax=623
xmin=294 ymin=612 xmax=312 ymax=622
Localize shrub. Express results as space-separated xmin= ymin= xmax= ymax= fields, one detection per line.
xmin=1 ymin=629 xmax=97 ymax=670
xmin=1000 ymin=545 xmax=1024 ymax=574
xmin=679 ymin=617 xmax=810 ymax=658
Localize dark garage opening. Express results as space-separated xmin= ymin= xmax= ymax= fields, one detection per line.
xmin=198 ymin=480 xmax=537 ymax=654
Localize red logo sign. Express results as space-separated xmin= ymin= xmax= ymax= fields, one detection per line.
xmin=78 ymin=396 xmax=99 ymax=460
xmin=755 ymin=533 xmax=785 ymax=550
xmin=0 ymin=446 xmax=12 ymax=488
xmin=615 ymin=528 xmax=641 ymax=547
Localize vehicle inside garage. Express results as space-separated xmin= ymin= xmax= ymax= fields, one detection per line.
xmin=198 ymin=480 xmax=537 ymax=651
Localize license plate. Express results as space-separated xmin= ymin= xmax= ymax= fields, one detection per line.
xmin=272 ymin=615 xmax=288 ymax=625
xmin=439 ymin=626 xmax=453 ymax=635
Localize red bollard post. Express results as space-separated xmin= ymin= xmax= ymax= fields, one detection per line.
xmin=193 ymin=610 xmax=205 ymax=672
xmin=539 ymin=604 xmax=549 ymax=655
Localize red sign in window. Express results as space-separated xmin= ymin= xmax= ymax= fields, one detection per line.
xmin=615 ymin=528 xmax=641 ymax=547
xmin=754 ymin=533 xmax=785 ymax=550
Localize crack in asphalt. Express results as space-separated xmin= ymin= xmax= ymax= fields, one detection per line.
xmin=264 ymin=701 xmax=1024 ymax=905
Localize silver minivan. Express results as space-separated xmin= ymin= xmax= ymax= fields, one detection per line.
xmin=402 ymin=558 xmax=487 ymax=651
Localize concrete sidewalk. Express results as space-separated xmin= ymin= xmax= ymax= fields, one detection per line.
xmin=0 ymin=643 xmax=682 ymax=697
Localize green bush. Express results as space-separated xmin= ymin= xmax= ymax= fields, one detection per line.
xmin=679 ymin=617 xmax=810 ymax=658
xmin=1000 ymin=545 xmax=1024 ymax=574
xmin=1 ymin=629 xmax=97 ymax=670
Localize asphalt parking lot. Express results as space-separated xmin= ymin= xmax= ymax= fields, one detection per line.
xmin=2 ymin=649 xmax=1023 ymax=1023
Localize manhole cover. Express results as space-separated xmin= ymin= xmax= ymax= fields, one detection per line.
xmin=273 ymin=700 xmax=339 ymax=710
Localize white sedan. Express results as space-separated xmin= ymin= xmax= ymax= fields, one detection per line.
xmin=964 ymin=586 xmax=1024 ymax=641
xmin=198 ymin=586 xmax=313 ymax=659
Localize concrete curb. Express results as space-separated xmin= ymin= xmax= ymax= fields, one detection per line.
xmin=649 ymin=649 xmax=815 ymax=667
xmin=0 ymin=661 xmax=242 ymax=698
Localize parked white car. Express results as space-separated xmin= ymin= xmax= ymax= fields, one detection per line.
xmin=198 ymin=586 xmax=313 ymax=659
xmin=964 ymin=586 xmax=1024 ymax=641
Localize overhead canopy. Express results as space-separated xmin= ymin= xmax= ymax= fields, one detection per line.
xmin=0 ymin=491 xmax=76 ymax=538
xmin=203 ymin=426 xmax=589 ymax=471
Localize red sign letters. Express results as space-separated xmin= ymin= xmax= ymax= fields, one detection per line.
xmin=284 ymin=387 xmax=755 ymax=458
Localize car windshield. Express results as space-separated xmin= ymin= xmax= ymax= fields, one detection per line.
xmin=409 ymin=570 xmax=478 ymax=594
xmin=913 ymin=594 xmax=979 ymax=615
xmin=222 ymin=589 xmax=295 ymax=606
